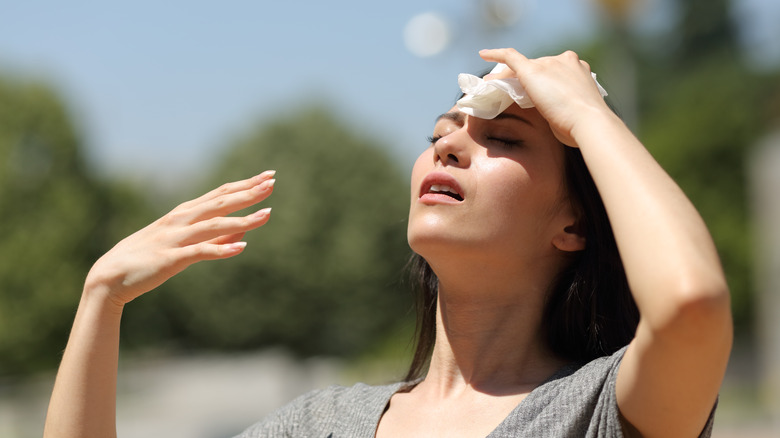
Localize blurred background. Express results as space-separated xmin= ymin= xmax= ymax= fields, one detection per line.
xmin=1 ymin=0 xmax=779 ymax=436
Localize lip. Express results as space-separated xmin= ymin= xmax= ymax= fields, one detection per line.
xmin=419 ymin=171 xmax=465 ymax=204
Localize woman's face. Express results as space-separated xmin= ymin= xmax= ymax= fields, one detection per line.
xmin=407 ymin=104 xmax=579 ymax=268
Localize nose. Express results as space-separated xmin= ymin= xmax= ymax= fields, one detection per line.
xmin=433 ymin=127 xmax=471 ymax=168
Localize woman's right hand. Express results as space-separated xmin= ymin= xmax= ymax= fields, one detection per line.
xmin=85 ymin=170 xmax=276 ymax=306
xmin=44 ymin=171 xmax=275 ymax=438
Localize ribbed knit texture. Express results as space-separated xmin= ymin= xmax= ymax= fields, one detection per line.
xmin=236 ymin=347 xmax=715 ymax=437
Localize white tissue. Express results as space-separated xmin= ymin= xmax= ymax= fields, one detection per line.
xmin=456 ymin=63 xmax=608 ymax=119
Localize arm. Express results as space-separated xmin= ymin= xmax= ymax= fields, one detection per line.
xmin=480 ymin=49 xmax=732 ymax=437
xmin=43 ymin=170 xmax=276 ymax=438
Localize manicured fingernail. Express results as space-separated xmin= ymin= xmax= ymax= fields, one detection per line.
xmin=255 ymin=170 xmax=276 ymax=181
xmin=227 ymin=242 xmax=247 ymax=252
xmin=253 ymin=207 xmax=272 ymax=218
xmin=254 ymin=179 xmax=275 ymax=192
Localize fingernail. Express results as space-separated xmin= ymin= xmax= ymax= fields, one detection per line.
xmin=256 ymin=179 xmax=275 ymax=191
xmin=227 ymin=242 xmax=247 ymax=252
xmin=253 ymin=207 xmax=272 ymax=218
xmin=258 ymin=170 xmax=276 ymax=179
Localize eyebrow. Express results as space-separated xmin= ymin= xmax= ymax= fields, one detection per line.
xmin=434 ymin=110 xmax=534 ymax=127
xmin=435 ymin=111 xmax=465 ymax=125
xmin=493 ymin=112 xmax=534 ymax=127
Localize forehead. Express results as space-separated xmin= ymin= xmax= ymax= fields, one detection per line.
xmin=434 ymin=105 xmax=463 ymax=125
xmin=435 ymin=104 xmax=548 ymax=129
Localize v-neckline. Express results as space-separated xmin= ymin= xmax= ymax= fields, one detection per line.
xmin=374 ymin=362 xmax=580 ymax=437
xmin=486 ymin=361 xmax=580 ymax=436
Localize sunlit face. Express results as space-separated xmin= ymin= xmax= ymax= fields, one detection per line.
xmin=407 ymin=104 xmax=578 ymax=270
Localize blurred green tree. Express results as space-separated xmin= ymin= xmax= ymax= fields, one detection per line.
xmin=580 ymin=0 xmax=780 ymax=334
xmin=121 ymin=106 xmax=413 ymax=358
xmin=0 ymin=75 xmax=154 ymax=375
xmin=676 ymin=0 xmax=739 ymax=64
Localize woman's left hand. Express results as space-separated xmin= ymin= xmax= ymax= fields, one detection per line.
xmin=479 ymin=48 xmax=614 ymax=147
xmin=480 ymin=49 xmax=732 ymax=438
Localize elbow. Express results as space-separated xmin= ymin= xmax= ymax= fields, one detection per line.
xmin=653 ymin=274 xmax=733 ymax=347
xmin=638 ymin=275 xmax=733 ymax=351
xmin=677 ymin=269 xmax=730 ymax=309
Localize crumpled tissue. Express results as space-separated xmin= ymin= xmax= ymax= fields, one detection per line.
xmin=456 ymin=63 xmax=608 ymax=119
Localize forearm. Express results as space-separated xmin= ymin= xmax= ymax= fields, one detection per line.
xmin=473 ymin=47 xmax=731 ymax=436
xmin=42 ymin=172 xmax=274 ymax=438
xmin=44 ymin=285 xmax=124 ymax=438
xmin=572 ymin=108 xmax=731 ymax=331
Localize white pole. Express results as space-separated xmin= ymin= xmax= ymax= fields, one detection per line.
xmin=749 ymin=130 xmax=780 ymax=424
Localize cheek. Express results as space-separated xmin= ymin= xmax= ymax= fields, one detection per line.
xmin=410 ymin=149 xmax=433 ymax=199
xmin=473 ymin=159 xmax=531 ymax=206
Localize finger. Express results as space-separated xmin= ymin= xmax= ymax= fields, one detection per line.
xmin=555 ymin=50 xmax=590 ymax=72
xmin=190 ymin=178 xmax=275 ymax=222
xmin=169 ymin=178 xmax=275 ymax=225
xmin=209 ymin=232 xmax=246 ymax=246
xmin=483 ymin=67 xmax=516 ymax=81
xmin=179 ymin=207 xmax=272 ymax=246
xmin=175 ymin=241 xmax=249 ymax=265
xmin=178 ymin=170 xmax=276 ymax=211
xmin=479 ymin=48 xmax=529 ymax=73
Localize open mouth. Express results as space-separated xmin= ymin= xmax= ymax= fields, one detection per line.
xmin=428 ymin=184 xmax=464 ymax=201
xmin=419 ymin=173 xmax=465 ymax=204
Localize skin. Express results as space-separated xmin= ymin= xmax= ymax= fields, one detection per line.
xmin=377 ymin=50 xmax=732 ymax=438
xmin=44 ymin=171 xmax=276 ymax=438
xmin=43 ymin=50 xmax=732 ymax=438
xmin=382 ymin=105 xmax=585 ymax=438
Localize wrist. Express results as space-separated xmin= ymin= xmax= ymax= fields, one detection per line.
xmin=570 ymin=105 xmax=629 ymax=147
xmin=82 ymin=279 xmax=125 ymax=316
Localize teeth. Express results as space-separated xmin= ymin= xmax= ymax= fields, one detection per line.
xmin=430 ymin=184 xmax=455 ymax=194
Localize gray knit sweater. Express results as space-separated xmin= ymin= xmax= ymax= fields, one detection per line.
xmin=236 ymin=347 xmax=715 ymax=437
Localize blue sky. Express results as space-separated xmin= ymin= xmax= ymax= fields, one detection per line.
xmin=1 ymin=0 xmax=778 ymax=187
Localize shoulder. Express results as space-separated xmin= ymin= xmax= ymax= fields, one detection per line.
xmin=291 ymin=382 xmax=402 ymax=416
xmin=234 ymin=382 xmax=403 ymax=438
xmin=493 ymin=347 xmax=716 ymax=437
xmin=530 ymin=346 xmax=628 ymax=413
xmin=493 ymin=347 xmax=624 ymax=437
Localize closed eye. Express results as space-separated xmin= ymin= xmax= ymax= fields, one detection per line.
xmin=426 ymin=135 xmax=443 ymax=145
xmin=487 ymin=136 xmax=523 ymax=147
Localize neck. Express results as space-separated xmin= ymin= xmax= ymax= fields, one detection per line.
xmin=420 ymin=253 xmax=567 ymax=398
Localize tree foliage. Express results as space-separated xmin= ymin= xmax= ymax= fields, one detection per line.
xmin=121 ymin=106 xmax=413 ymax=358
xmin=3 ymin=0 xmax=776 ymax=376
xmin=580 ymin=0 xmax=780 ymax=333
xmin=676 ymin=0 xmax=740 ymax=64
xmin=0 ymin=76 xmax=154 ymax=375
xmin=0 ymin=79 xmax=412 ymax=374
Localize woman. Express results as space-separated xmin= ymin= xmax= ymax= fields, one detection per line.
xmin=44 ymin=49 xmax=732 ymax=437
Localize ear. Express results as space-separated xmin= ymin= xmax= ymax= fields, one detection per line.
xmin=552 ymin=219 xmax=586 ymax=253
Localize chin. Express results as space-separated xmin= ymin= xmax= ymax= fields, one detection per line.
xmin=408 ymin=227 xmax=474 ymax=262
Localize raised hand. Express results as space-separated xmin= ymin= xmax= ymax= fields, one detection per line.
xmin=481 ymin=48 xmax=731 ymax=438
xmin=86 ymin=170 xmax=276 ymax=306
xmin=478 ymin=48 xmax=614 ymax=147
xmin=45 ymin=171 xmax=277 ymax=438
